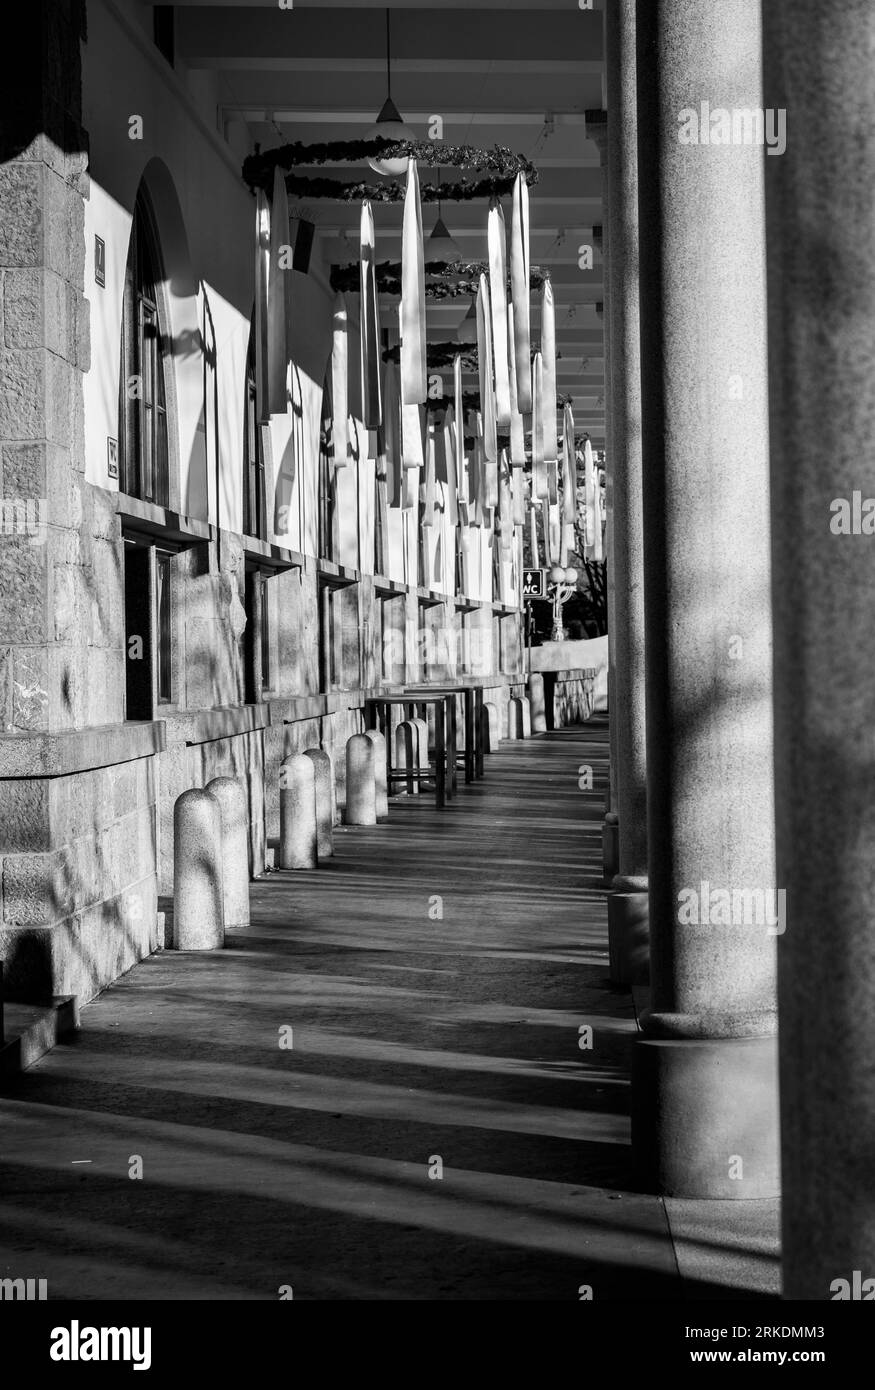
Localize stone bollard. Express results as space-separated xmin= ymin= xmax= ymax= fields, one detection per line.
xmin=303 ymin=749 xmax=334 ymax=858
xmin=395 ymin=720 xmax=419 ymax=796
xmin=483 ymin=701 xmax=500 ymax=753
xmin=205 ymin=777 xmax=250 ymax=930
xmin=528 ymin=673 xmax=547 ymax=733
xmin=345 ymin=732 xmax=377 ymax=825
xmin=279 ymin=753 xmax=318 ymax=869
xmin=507 ymin=695 xmax=531 ymax=740
xmin=364 ymin=729 xmax=389 ymax=821
xmin=173 ymin=788 xmax=225 ymax=950
xmin=411 ymin=716 xmax=430 ymax=771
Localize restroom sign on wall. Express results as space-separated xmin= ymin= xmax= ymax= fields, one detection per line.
xmin=522 ymin=568 xmax=547 ymax=599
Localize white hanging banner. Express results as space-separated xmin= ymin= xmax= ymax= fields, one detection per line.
xmin=487 ymin=198 xmax=511 ymax=427
xmin=402 ymin=401 xmax=424 ymax=470
xmin=584 ymin=437 xmax=597 ymax=557
xmin=268 ymin=167 xmax=290 ymax=415
xmin=440 ymin=404 xmax=459 ymax=527
xmin=593 ymin=456 xmax=604 ymax=561
xmin=359 ymin=200 xmax=382 ymax=429
xmin=330 ymin=292 xmax=349 ymax=469
xmin=510 ymin=173 xmax=532 ymax=413
xmin=498 ymin=451 xmax=514 ymax=551
xmin=254 ymin=188 xmax=271 ymax=423
xmin=540 ymin=276 xmax=559 ymax=466
xmin=562 ymin=401 xmax=577 ymax=522
xmin=559 ymin=502 xmax=570 ymax=565
xmin=476 ymin=274 xmax=498 ymax=467
xmin=383 ymin=359 xmax=402 ymax=506
xmin=453 ymin=352 xmax=469 ymax=511
xmin=401 ymin=160 xmax=427 ymax=405
xmin=531 ymin=351 xmax=548 ymax=501
xmin=543 ymin=497 xmax=559 ymax=567
xmin=506 ymin=305 xmax=526 ymax=466
xmin=422 ymin=417 xmax=436 ymax=527
xmin=529 ymin=494 xmax=540 ymax=568
xmin=511 ymin=456 xmax=526 ymax=527
xmin=469 ymin=439 xmax=483 ymax=527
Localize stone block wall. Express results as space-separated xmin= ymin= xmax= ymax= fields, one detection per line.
xmin=544 ymin=668 xmax=598 ymax=729
xmin=0 ymin=746 xmax=160 ymax=1002
xmin=0 ymin=4 xmax=526 ymax=1009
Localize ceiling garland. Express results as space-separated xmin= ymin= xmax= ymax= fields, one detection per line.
xmin=242 ymin=139 xmax=539 ymax=199
xmin=329 ymin=260 xmax=547 ymax=298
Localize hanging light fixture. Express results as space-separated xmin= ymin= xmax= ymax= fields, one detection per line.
xmin=366 ymin=9 xmax=416 ymax=176
xmin=426 ymin=172 xmax=461 ymax=265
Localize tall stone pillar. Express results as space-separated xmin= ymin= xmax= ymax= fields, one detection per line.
xmin=763 ymin=0 xmax=875 ymax=1296
xmin=584 ymin=113 xmax=620 ymax=884
xmin=603 ymin=0 xmax=649 ymax=984
xmin=0 ymin=0 xmax=94 ymax=735
xmin=631 ymin=0 xmax=779 ymax=1197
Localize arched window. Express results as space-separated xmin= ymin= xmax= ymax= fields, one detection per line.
xmin=118 ymin=191 xmax=170 ymax=505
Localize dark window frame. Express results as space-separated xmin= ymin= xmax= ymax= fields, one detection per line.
xmin=119 ymin=194 xmax=170 ymax=508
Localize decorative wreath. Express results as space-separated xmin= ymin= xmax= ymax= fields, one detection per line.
xmin=329 ymin=260 xmax=547 ymax=298
xmin=242 ymin=139 xmax=538 ymax=199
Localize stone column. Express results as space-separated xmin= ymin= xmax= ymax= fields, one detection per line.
xmin=604 ymin=0 xmax=649 ymax=984
xmin=585 ymin=113 xmax=620 ymax=885
xmin=763 ymin=0 xmax=875 ymax=1295
xmin=631 ymin=0 xmax=779 ymax=1197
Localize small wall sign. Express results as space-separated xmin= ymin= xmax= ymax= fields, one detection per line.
xmin=95 ymin=236 xmax=106 ymax=288
xmin=107 ymin=437 xmax=119 ymax=479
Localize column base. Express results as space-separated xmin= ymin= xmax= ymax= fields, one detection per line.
xmin=601 ymin=811 xmax=619 ymax=882
xmin=607 ymin=883 xmax=649 ymax=985
xmin=632 ymin=1033 xmax=780 ymax=1197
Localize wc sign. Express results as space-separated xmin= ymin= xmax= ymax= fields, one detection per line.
xmin=522 ymin=568 xmax=547 ymax=599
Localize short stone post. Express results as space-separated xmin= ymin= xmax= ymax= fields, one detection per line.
xmin=364 ymin=729 xmax=389 ymax=821
xmin=279 ymin=753 xmax=318 ymax=869
xmin=411 ymin=716 xmax=430 ymax=771
xmin=173 ymin=788 xmax=225 ymax=950
xmin=345 ymin=732 xmax=377 ymax=825
xmin=528 ymin=673 xmax=547 ymax=733
xmin=483 ymin=701 xmax=500 ymax=752
xmin=507 ymin=695 xmax=531 ymax=740
xmin=303 ymin=749 xmax=334 ymax=858
xmin=205 ymin=777 xmax=250 ymax=930
xmin=395 ymin=720 xmax=419 ymax=795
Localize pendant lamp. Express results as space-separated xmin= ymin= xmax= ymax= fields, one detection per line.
xmin=366 ymin=10 xmax=415 ymax=176
xmin=426 ymin=173 xmax=461 ymax=264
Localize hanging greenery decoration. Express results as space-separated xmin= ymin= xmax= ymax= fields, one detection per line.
xmin=329 ymin=260 xmax=547 ymax=298
xmin=242 ymin=139 xmax=538 ymax=198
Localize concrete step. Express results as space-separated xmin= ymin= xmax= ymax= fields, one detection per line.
xmin=0 ymin=996 xmax=78 ymax=1074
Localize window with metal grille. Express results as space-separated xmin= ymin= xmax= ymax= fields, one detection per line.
xmin=118 ymin=194 xmax=170 ymax=506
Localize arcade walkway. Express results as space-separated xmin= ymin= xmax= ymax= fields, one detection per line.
xmin=0 ymin=723 xmax=779 ymax=1300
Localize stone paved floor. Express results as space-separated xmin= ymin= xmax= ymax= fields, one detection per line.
xmin=0 ymin=720 xmax=780 ymax=1300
